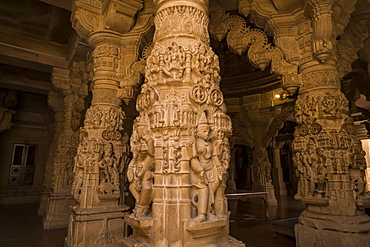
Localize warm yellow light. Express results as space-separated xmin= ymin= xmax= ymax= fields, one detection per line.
xmin=274 ymin=94 xmax=281 ymax=99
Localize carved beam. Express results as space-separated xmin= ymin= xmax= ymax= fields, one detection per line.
xmin=209 ymin=2 xmax=300 ymax=95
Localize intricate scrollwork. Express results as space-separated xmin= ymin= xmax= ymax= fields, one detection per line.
xmin=209 ymin=2 xmax=300 ymax=94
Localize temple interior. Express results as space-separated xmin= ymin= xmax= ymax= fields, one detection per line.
xmin=0 ymin=0 xmax=370 ymax=247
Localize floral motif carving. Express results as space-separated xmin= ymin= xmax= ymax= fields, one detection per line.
xmin=154 ymin=5 xmax=209 ymax=44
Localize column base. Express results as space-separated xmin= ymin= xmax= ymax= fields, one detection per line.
xmin=123 ymin=215 xmax=153 ymax=247
xmin=253 ymin=184 xmax=277 ymax=205
xmin=43 ymin=193 xmax=76 ymax=229
xmin=38 ymin=191 xmax=51 ymax=216
xmin=64 ymin=204 xmax=129 ymax=247
xmin=276 ymin=182 xmax=287 ymax=197
xmin=295 ymin=210 xmax=370 ymax=247
xmin=123 ymin=216 xmax=245 ymax=247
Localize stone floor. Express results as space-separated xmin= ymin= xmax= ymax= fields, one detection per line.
xmin=0 ymin=196 xmax=304 ymax=247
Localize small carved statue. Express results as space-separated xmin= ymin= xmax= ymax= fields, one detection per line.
xmin=190 ymin=114 xmax=223 ymax=222
xmin=98 ymin=142 xmax=119 ymax=195
xmin=127 ymin=125 xmax=155 ymax=218
xmin=72 ymin=149 xmax=84 ymax=196
xmin=304 ymin=139 xmax=326 ymax=199
xmin=293 ymin=151 xmax=307 ymax=200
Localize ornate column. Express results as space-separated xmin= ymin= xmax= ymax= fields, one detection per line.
xmin=291 ymin=1 xmax=370 ymax=246
xmin=65 ymin=33 xmax=130 ymax=246
xmin=38 ymin=89 xmax=65 ymax=216
xmin=212 ymin=1 xmax=370 ymax=245
xmin=244 ymin=106 xmax=277 ymax=205
xmin=271 ymin=139 xmax=287 ymax=197
xmin=66 ymin=0 xmax=148 ymax=245
xmin=123 ymin=0 xmax=243 ymax=246
xmin=41 ymin=64 xmax=88 ymax=229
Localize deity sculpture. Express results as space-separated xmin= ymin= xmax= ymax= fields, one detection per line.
xmin=304 ymin=138 xmax=326 ymax=199
xmin=72 ymin=149 xmax=84 ymax=196
xmin=127 ymin=123 xmax=155 ymax=218
xmin=98 ymin=142 xmax=119 ymax=195
xmin=190 ymin=113 xmax=223 ymax=222
xmin=293 ymin=151 xmax=306 ymax=200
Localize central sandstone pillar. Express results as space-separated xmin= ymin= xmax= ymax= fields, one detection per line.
xmin=123 ymin=0 xmax=244 ymax=246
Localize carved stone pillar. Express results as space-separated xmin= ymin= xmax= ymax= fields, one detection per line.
xmin=66 ymin=0 xmax=150 ymax=245
xmin=41 ymin=64 xmax=88 ymax=229
xmin=245 ymin=108 xmax=277 ymax=205
xmin=293 ymin=66 xmax=370 ymax=247
xmin=271 ymin=139 xmax=287 ymax=197
xmin=291 ymin=2 xmax=370 ymax=246
xmin=212 ymin=0 xmax=370 ymax=245
xmin=65 ymin=33 xmax=130 ymax=246
xmin=123 ymin=0 xmax=243 ymax=246
xmin=227 ymin=145 xmax=237 ymax=191
xmin=38 ymin=90 xmax=65 ymax=216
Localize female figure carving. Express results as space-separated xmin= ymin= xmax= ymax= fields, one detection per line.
xmin=190 ymin=115 xmax=223 ymax=222
xmin=127 ymin=125 xmax=155 ymax=218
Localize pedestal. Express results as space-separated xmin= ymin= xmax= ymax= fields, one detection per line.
xmin=253 ymin=184 xmax=277 ymax=205
xmin=43 ymin=193 xmax=76 ymax=229
xmin=295 ymin=210 xmax=370 ymax=247
xmin=38 ymin=191 xmax=50 ymax=216
xmin=65 ymin=205 xmax=129 ymax=247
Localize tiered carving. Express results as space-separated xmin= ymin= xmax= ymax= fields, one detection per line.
xmin=67 ymin=0 xmax=153 ymax=246
xmin=292 ymin=84 xmax=369 ymax=212
xmin=72 ymin=0 xmax=153 ymax=105
xmin=123 ymin=1 xmax=243 ymax=246
xmin=72 ymin=105 xmax=127 ymax=202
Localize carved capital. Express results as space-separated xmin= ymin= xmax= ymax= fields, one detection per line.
xmin=72 ymin=0 xmax=103 ymax=39
xmin=103 ymin=0 xmax=143 ymax=33
xmin=72 ymin=0 xmax=143 ymax=39
xmin=52 ymin=68 xmax=72 ymax=95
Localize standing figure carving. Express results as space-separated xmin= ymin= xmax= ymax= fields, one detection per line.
xmin=98 ymin=142 xmax=119 ymax=195
xmin=190 ymin=113 xmax=222 ymax=222
xmin=304 ymin=138 xmax=326 ymax=199
xmin=127 ymin=121 xmax=155 ymax=218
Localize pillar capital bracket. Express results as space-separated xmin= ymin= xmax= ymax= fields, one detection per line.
xmin=72 ymin=0 xmax=143 ymax=39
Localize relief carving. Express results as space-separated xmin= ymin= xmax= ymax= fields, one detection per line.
xmin=209 ymin=2 xmax=300 ymax=94
xmin=190 ymin=112 xmax=225 ymax=223
xmin=128 ymin=119 xmax=155 ymax=219
xmin=145 ymin=41 xmax=220 ymax=87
